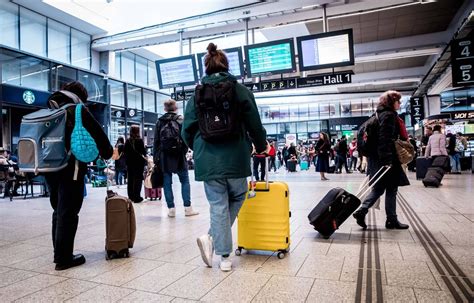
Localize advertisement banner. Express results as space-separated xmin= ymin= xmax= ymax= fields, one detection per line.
xmin=285 ymin=133 xmax=297 ymax=145
xmin=410 ymin=97 xmax=424 ymax=126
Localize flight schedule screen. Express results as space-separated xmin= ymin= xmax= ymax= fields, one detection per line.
xmin=200 ymin=50 xmax=242 ymax=77
xmin=157 ymin=56 xmax=196 ymax=88
xmin=247 ymin=41 xmax=295 ymax=76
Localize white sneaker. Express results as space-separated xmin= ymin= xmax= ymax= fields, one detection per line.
xmin=219 ymin=256 xmax=232 ymax=272
xmin=185 ymin=206 xmax=199 ymax=216
xmin=168 ymin=208 xmax=176 ymax=217
xmin=196 ymin=234 xmax=213 ymax=267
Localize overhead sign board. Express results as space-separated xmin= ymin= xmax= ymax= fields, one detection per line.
xmin=296 ymin=71 xmax=352 ymax=88
xmin=410 ymin=97 xmax=425 ymax=126
xmin=452 ymin=36 xmax=474 ymax=87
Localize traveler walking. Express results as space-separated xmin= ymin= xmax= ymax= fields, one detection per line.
xmin=124 ymin=125 xmax=147 ymax=203
xmin=43 ymin=82 xmax=112 ymax=270
xmin=336 ymin=136 xmax=351 ymax=174
xmin=353 ymin=90 xmax=410 ymax=230
xmin=424 ymin=125 xmax=447 ymax=158
xmin=315 ymin=132 xmax=331 ymax=181
xmin=268 ymin=141 xmax=277 ymax=172
xmin=113 ymin=137 xmax=126 ymax=186
xmin=348 ymin=138 xmax=358 ymax=171
xmin=182 ymin=43 xmax=267 ymax=272
xmin=153 ymin=99 xmax=198 ymax=217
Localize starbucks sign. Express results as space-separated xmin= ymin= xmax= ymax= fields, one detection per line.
xmin=23 ymin=90 xmax=35 ymax=104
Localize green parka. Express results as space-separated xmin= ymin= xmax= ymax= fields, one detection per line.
xmin=181 ymin=72 xmax=267 ymax=181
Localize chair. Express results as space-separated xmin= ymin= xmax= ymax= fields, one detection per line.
xmin=0 ymin=164 xmax=14 ymax=201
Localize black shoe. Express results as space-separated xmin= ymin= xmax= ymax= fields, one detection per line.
xmin=55 ymin=254 xmax=86 ymax=271
xmin=385 ymin=219 xmax=409 ymax=229
xmin=353 ymin=210 xmax=367 ymax=229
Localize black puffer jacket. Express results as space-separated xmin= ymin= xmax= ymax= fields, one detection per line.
xmin=369 ymin=105 xmax=409 ymax=187
xmin=124 ymin=138 xmax=146 ymax=171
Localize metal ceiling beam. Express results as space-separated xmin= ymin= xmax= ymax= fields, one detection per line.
xmin=91 ymin=0 xmax=416 ymax=52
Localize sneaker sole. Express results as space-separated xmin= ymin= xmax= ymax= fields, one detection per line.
xmin=220 ymin=266 xmax=231 ymax=272
xmin=196 ymin=238 xmax=212 ymax=267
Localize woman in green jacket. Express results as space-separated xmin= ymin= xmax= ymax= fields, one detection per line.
xmin=182 ymin=43 xmax=267 ymax=272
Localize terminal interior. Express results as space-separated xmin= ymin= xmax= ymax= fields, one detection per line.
xmin=0 ymin=0 xmax=473 ymax=302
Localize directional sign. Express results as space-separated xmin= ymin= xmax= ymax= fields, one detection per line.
xmin=452 ymin=36 xmax=474 ymax=87
xmin=410 ymin=97 xmax=424 ymax=126
xmin=171 ymin=89 xmax=194 ymax=101
xmin=297 ymin=71 xmax=352 ymax=88
xmin=244 ymin=82 xmax=261 ymax=93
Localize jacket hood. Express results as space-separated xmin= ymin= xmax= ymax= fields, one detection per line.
xmin=201 ymin=72 xmax=236 ymax=84
xmin=159 ymin=112 xmax=178 ymax=121
xmin=376 ymin=104 xmax=396 ymax=114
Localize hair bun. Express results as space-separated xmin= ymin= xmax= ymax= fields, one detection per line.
xmin=207 ymin=43 xmax=218 ymax=56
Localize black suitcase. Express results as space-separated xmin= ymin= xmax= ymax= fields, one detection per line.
xmin=431 ymin=155 xmax=450 ymax=172
xmin=423 ymin=167 xmax=444 ymax=187
xmin=287 ymin=160 xmax=296 ymax=172
xmin=308 ymin=188 xmax=360 ymax=239
xmin=416 ymin=157 xmax=433 ymax=180
xmin=308 ymin=166 xmax=390 ymax=239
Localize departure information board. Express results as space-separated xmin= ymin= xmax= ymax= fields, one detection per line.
xmin=244 ymin=38 xmax=296 ymax=77
xmin=197 ymin=47 xmax=244 ymax=78
xmin=297 ymin=29 xmax=354 ymax=71
xmin=155 ymin=55 xmax=198 ymax=89
xmin=452 ymin=36 xmax=474 ymax=87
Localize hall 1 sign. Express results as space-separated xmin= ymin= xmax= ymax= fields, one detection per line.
xmin=410 ymin=97 xmax=424 ymax=126
xmin=297 ymin=71 xmax=352 ymax=88
xmin=451 ymin=36 xmax=474 ymax=87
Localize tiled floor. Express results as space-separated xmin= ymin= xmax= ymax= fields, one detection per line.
xmin=0 ymin=168 xmax=473 ymax=302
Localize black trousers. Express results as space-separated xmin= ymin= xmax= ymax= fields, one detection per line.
xmin=45 ymin=160 xmax=86 ymax=264
xmin=127 ymin=169 xmax=143 ymax=202
xmin=269 ymin=156 xmax=276 ymax=172
xmin=253 ymin=156 xmax=266 ymax=181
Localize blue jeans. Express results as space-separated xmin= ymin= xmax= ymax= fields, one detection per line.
xmin=163 ymin=169 xmax=191 ymax=208
xmin=204 ymin=178 xmax=247 ymax=256
xmin=115 ymin=170 xmax=125 ymax=185
xmin=449 ymin=153 xmax=461 ymax=173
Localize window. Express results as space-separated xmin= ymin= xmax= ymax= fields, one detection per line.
xmin=0 ymin=1 xmax=19 ymax=49
xmin=156 ymin=92 xmax=168 ymax=115
xmin=264 ymin=124 xmax=278 ymax=135
xmin=79 ymin=71 xmax=105 ymax=103
xmin=362 ymin=100 xmax=374 ymax=116
xmin=121 ymin=52 xmax=135 ymax=83
xmin=127 ymin=84 xmax=142 ymax=110
xmin=71 ymin=29 xmax=90 ymax=69
xmin=351 ymin=100 xmax=362 ymax=116
xmin=340 ymin=101 xmax=351 ymax=117
xmin=1 ymin=49 xmax=21 ymax=86
xmin=109 ymin=80 xmax=125 ymax=107
xmin=48 ymin=20 xmax=70 ymax=63
xmin=114 ymin=52 xmax=121 ymax=78
xmin=148 ymin=60 xmax=158 ymax=89
xmin=143 ymin=89 xmax=155 ymax=112
xmin=20 ymin=56 xmax=50 ymax=91
xmin=136 ymin=56 xmax=148 ymax=86
xmin=307 ymin=121 xmax=321 ymax=132
xmin=289 ymin=105 xmax=299 ymax=121
xmin=20 ymin=7 xmax=47 ymax=57
xmin=297 ymin=121 xmax=308 ymax=133
xmin=51 ymin=65 xmax=76 ymax=91
xmin=309 ymin=104 xmax=319 ymax=120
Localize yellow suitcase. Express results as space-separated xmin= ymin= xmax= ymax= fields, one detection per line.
xmin=236 ymin=178 xmax=290 ymax=259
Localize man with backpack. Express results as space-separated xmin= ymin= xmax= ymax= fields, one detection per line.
xmin=335 ymin=136 xmax=351 ymax=174
xmin=153 ymin=99 xmax=198 ymax=218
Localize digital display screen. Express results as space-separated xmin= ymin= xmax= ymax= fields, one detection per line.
xmin=464 ymin=124 xmax=474 ymax=134
xmin=445 ymin=124 xmax=465 ymax=135
xmin=155 ymin=55 xmax=198 ymax=89
xmin=197 ymin=47 xmax=244 ymax=78
xmin=297 ymin=29 xmax=354 ymax=71
xmin=244 ymin=38 xmax=296 ymax=77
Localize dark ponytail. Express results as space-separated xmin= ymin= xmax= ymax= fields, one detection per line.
xmin=204 ymin=43 xmax=229 ymax=75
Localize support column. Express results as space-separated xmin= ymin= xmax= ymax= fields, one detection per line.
xmin=188 ymin=38 xmax=192 ymax=55
xmin=244 ymin=18 xmax=249 ymax=45
xmin=322 ymin=4 xmax=328 ymax=33
xmin=179 ymin=30 xmax=184 ymax=56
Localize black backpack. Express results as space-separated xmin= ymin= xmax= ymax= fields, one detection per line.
xmin=194 ymin=81 xmax=240 ymax=142
xmin=159 ymin=115 xmax=183 ymax=154
xmin=357 ymin=113 xmax=380 ymax=158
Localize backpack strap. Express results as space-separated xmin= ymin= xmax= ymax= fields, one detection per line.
xmin=59 ymin=90 xmax=83 ymax=104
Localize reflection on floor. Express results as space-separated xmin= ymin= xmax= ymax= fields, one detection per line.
xmin=0 ymin=168 xmax=473 ymax=302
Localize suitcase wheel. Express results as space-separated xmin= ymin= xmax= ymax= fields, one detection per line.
xmin=277 ymin=251 xmax=285 ymax=259
xmin=235 ymin=248 xmax=242 ymax=256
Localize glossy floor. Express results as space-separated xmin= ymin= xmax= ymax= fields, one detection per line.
xmin=0 ymin=168 xmax=472 ymax=302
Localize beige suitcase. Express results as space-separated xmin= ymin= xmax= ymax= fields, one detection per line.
xmin=105 ymin=190 xmax=136 ymax=259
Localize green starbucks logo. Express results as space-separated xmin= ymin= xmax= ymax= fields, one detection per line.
xmin=23 ymin=90 xmax=35 ymax=104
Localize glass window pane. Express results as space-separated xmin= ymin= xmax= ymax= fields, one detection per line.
xmin=143 ymin=89 xmax=155 ymax=112
xmin=21 ymin=57 xmax=49 ymax=91
xmin=351 ymin=101 xmax=362 ymax=117
xmin=297 ymin=121 xmax=307 ymax=133
xmin=127 ymin=85 xmax=142 ymax=110
xmin=20 ymin=7 xmax=46 ymax=57
xmin=0 ymin=2 xmax=19 ymax=49
xmin=136 ymin=56 xmax=148 ymax=86
xmin=156 ymin=92 xmax=168 ymax=115
xmin=340 ymin=101 xmax=351 ymax=117
xmin=148 ymin=60 xmax=158 ymax=89
xmin=279 ymin=106 xmax=290 ymax=122
xmin=362 ymin=100 xmax=374 ymax=116
xmin=78 ymin=71 xmax=105 ymax=103
xmin=51 ymin=65 xmax=76 ymax=91
xmin=71 ymin=29 xmax=90 ymax=69
xmin=307 ymin=121 xmax=321 ymax=132
xmin=298 ymin=104 xmax=309 ymax=121
xmin=320 ymin=103 xmax=330 ymax=119
xmin=309 ymin=104 xmax=319 ymax=120
xmin=1 ymin=49 xmax=21 ymax=86
xmin=109 ymin=80 xmax=125 ymax=107
xmin=264 ymin=124 xmax=277 ymax=135
xmin=48 ymin=20 xmax=70 ymax=63
xmin=114 ymin=52 xmax=121 ymax=78
xmin=121 ymin=52 xmax=135 ymax=83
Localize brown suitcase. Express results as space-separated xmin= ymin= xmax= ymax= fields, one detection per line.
xmin=105 ymin=190 xmax=136 ymax=260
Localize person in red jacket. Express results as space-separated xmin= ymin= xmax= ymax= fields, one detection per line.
xmin=268 ymin=141 xmax=277 ymax=172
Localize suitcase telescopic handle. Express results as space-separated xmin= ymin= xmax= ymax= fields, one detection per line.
xmin=355 ymin=165 xmax=391 ymax=199
xmin=249 ymin=154 xmax=270 ymax=194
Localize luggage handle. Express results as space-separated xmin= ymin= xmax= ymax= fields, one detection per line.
xmin=355 ymin=165 xmax=391 ymax=199
xmin=248 ymin=153 xmax=270 ymax=198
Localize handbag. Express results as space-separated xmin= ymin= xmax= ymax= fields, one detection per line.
xmin=151 ymin=165 xmax=164 ymax=188
xmin=70 ymin=104 xmax=99 ymax=163
xmin=394 ymin=139 xmax=415 ymax=165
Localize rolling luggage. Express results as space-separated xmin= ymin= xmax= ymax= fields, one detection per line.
xmin=105 ymin=173 xmax=136 ymax=260
xmin=144 ymin=188 xmax=162 ymax=200
xmin=432 ymin=155 xmax=450 ymax=172
xmin=287 ymin=160 xmax=296 ymax=172
xmin=237 ymin=158 xmax=290 ymax=259
xmin=144 ymin=165 xmax=162 ymax=201
xmin=422 ymin=167 xmax=444 ymax=188
xmin=416 ymin=157 xmax=433 ymax=180
xmin=300 ymin=161 xmax=309 ymax=170
xmin=308 ymin=166 xmax=390 ymax=239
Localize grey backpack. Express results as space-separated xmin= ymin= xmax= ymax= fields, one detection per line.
xmin=18 ymin=91 xmax=81 ymax=174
